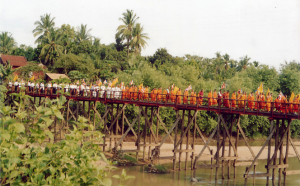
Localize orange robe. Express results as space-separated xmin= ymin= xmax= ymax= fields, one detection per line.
xmin=183 ymin=91 xmax=188 ymax=104
xmin=238 ymin=94 xmax=245 ymax=109
xmin=144 ymin=88 xmax=149 ymax=100
xmin=171 ymin=90 xmax=176 ymax=103
xmin=190 ymin=92 xmax=196 ymax=105
xmin=281 ymin=98 xmax=287 ymax=113
xmin=275 ymin=98 xmax=281 ymax=111
xmin=288 ymin=101 xmax=293 ymax=113
xmin=133 ymin=87 xmax=138 ymax=100
xmin=213 ymin=92 xmax=217 ymax=105
xmin=157 ymin=89 xmax=162 ymax=102
xmin=231 ymin=93 xmax=236 ymax=108
xmin=125 ymin=87 xmax=130 ymax=99
xmin=176 ymin=90 xmax=182 ymax=104
xmin=261 ymin=95 xmax=266 ymax=110
xmin=266 ymin=96 xmax=272 ymax=111
xmin=294 ymin=98 xmax=299 ymax=113
xmin=208 ymin=92 xmax=213 ymax=106
xmin=198 ymin=91 xmax=203 ymax=105
xmin=248 ymin=95 xmax=254 ymax=109
xmin=122 ymin=88 xmax=126 ymax=100
xmin=224 ymin=93 xmax=230 ymax=108
xmin=162 ymin=89 xmax=168 ymax=102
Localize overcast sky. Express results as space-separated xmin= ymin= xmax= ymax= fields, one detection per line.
xmin=1 ymin=0 xmax=299 ymax=69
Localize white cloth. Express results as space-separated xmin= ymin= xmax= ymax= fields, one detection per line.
xmin=14 ymin=82 xmax=18 ymax=87
xmin=53 ymin=83 xmax=58 ymax=88
xmin=100 ymin=86 xmax=106 ymax=98
xmin=106 ymin=87 xmax=111 ymax=98
xmin=9 ymin=82 xmax=12 ymax=87
xmin=40 ymin=83 xmax=45 ymax=90
xmin=47 ymin=83 xmax=52 ymax=88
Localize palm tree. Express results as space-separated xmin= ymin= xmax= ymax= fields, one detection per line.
xmin=238 ymin=55 xmax=251 ymax=70
xmin=131 ymin=23 xmax=149 ymax=54
xmin=223 ymin=53 xmax=230 ymax=70
xmin=116 ymin=9 xmax=139 ymax=58
xmin=75 ymin=24 xmax=92 ymax=45
xmin=0 ymin=32 xmax=17 ymax=54
xmin=39 ymin=29 xmax=63 ymax=66
xmin=32 ymin=14 xmax=55 ymax=44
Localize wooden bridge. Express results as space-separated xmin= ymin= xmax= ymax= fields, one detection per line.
xmin=5 ymin=86 xmax=300 ymax=185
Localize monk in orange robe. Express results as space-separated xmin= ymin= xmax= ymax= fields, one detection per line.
xmin=157 ymin=88 xmax=162 ymax=102
xmin=162 ymin=89 xmax=168 ymax=102
xmin=198 ymin=89 xmax=203 ymax=106
xmin=275 ymin=96 xmax=281 ymax=112
xmin=288 ymin=99 xmax=293 ymax=113
xmin=266 ymin=93 xmax=272 ymax=111
xmin=183 ymin=90 xmax=188 ymax=104
xmin=231 ymin=91 xmax=236 ymax=108
xmin=294 ymin=96 xmax=299 ymax=113
xmin=144 ymin=87 xmax=149 ymax=100
xmin=260 ymin=93 xmax=266 ymax=110
xmin=133 ymin=86 xmax=138 ymax=100
xmin=190 ymin=91 xmax=196 ymax=105
xmin=176 ymin=89 xmax=182 ymax=104
xmin=238 ymin=92 xmax=245 ymax=109
xmin=208 ymin=90 xmax=213 ymax=106
xmin=248 ymin=92 xmax=254 ymax=110
xmin=213 ymin=89 xmax=217 ymax=105
xmin=122 ymin=87 xmax=126 ymax=100
xmin=224 ymin=91 xmax=230 ymax=108
xmin=151 ymin=89 xmax=156 ymax=101
xmin=171 ymin=89 xmax=176 ymax=103
xmin=281 ymin=96 xmax=288 ymax=113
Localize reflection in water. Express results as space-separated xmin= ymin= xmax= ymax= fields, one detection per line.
xmin=109 ymin=157 xmax=300 ymax=186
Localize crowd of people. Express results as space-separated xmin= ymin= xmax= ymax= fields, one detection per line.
xmin=7 ymin=78 xmax=300 ymax=114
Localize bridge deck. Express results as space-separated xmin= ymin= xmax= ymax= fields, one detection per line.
xmin=7 ymin=87 xmax=299 ymax=120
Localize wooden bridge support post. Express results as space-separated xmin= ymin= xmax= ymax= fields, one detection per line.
xmin=185 ymin=110 xmax=191 ymax=170
xmin=179 ymin=110 xmax=185 ymax=171
xmin=148 ymin=107 xmax=154 ymax=160
xmin=283 ymin=119 xmax=290 ymax=185
xmin=143 ymin=107 xmax=148 ymax=160
xmin=278 ymin=119 xmax=284 ymax=185
xmin=267 ymin=119 xmax=274 ymax=185
xmin=173 ymin=110 xmax=179 ymax=170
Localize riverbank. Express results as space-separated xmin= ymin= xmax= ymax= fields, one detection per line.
xmin=102 ymin=139 xmax=300 ymax=165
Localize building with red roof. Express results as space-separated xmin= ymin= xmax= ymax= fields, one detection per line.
xmin=0 ymin=54 xmax=28 ymax=69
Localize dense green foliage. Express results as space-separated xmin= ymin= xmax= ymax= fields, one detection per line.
xmin=0 ymin=89 xmax=135 ymax=185
xmin=1 ymin=10 xmax=300 ymax=138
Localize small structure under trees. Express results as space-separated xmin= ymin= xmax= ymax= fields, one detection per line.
xmin=45 ymin=73 xmax=69 ymax=82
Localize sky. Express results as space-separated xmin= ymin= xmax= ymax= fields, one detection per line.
xmin=1 ymin=0 xmax=300 ymax=69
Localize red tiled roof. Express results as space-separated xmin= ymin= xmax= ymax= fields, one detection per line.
xmin=0 ymin=55 xmax=28 ymax=67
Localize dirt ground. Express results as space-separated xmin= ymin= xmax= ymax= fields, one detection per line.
xmin=102 ymin=135 xmax=300 ymax=166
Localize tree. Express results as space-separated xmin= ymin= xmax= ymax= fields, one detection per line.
xmin=131 ymin=23 xmax=149 ymax=54
xmin=117 ymin=9 xmax=139 ymax=58
xmin=149 ymin=48 xmax=173 ymax=65
xmin=279 ymin=68 xmax=300 ymax=96
xmin=32 ymin=13 xmax=55 ymax=44
xmin=237 ymin=55 xmax=251 ymax=71
xmin=0 ymin=61 xmax=13 ymax=82
xmin=75 ymin=24 xmax=92 ymax=45
xmin=223 ymin=53 xmax=230 ymax=70
xmin=54 ymin=53 xmax=82 ymax=74
xmin=39 ymin=29 xmax=63 ymax=66
xmin=0 ymin=32 xmax=17 ymax=54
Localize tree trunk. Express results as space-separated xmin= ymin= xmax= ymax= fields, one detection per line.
xmin=127 ymin=38 xmax=129 ymax=58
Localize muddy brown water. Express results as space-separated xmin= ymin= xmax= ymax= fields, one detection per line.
xmin=109 ymin=157 xmax=300 ymax=186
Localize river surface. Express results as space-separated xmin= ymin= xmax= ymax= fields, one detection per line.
xmin=110 ymin=157 xmax=300 ymax=186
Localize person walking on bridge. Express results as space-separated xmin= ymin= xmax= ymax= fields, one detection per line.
xmin=197 ymin=89 xmax=203 ymax=106
xmin=231 ymin=91 xmax=236 ymax=108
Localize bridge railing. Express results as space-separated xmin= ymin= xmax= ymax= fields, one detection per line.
xmin=6 ymin=85 xmax=299 ymax=119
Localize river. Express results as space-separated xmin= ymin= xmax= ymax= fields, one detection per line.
xmin=110 ymin=157 xmax=300 ymax=186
